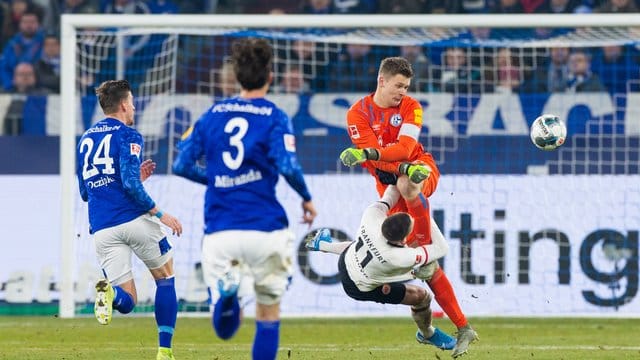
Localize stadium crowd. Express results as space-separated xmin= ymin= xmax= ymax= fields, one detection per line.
xmin=1 ymin=0 xmax=639 ymax=135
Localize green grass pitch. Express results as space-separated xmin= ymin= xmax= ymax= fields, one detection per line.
xmin=1 ymin=316 xmax=638 ymax=359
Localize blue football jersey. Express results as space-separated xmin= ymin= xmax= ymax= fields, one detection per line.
xmin=173 ymin=97 xmax=311 ymax=233
xmin=77 ymin=117 xmax=155 ymax=233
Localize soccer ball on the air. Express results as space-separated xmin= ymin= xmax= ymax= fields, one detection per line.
xmin=530 ymin=114 xmax=567 ymax=151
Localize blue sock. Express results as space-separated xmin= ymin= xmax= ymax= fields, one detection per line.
xmin=155 ymin=277 xmax=177 ymax=349
xmin=212 ymin=292 xmax=240 ymax=340
xmin=252 ymin=320 xmax=280 ymax=360
xmin=113 ymin=286 xmax=135 ymax=314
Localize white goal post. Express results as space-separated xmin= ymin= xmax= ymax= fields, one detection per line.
xmin=59 ymin=13 xmax=640 ymax=318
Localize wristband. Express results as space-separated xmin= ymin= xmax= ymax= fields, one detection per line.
xmin=363 ymin=148 xmax=380 ymax=161
xmin=399 ymin=162 xmax=411 ymax=175
xmin=154 ymin=210 xmax=163 ymax=219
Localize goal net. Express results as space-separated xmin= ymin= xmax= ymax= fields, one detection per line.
xmin=60 ymin=14 xmax=640 ymax=318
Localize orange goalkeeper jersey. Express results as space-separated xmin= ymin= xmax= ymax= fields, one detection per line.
xmin=346 ymin=94 xmax=439 ymax=198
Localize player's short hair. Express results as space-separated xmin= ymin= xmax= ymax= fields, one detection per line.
xmin=95 ymin=80 xmax=131 ymax=114
xmin=381 ymin=212 xmax=412 ymax=243
xmin=379 ymin=57 xmax=413 ymax=79
xmin=231 ymin=38 xmax=273 ymax=91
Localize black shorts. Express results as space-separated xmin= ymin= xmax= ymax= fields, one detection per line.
xmin=338 ymin=250 xmax=406 ymax=304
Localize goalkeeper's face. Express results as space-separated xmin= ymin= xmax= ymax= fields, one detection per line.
xmin=379 ymin=74 xmax=411 ymax=108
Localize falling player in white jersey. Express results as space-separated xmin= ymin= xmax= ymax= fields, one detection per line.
xmin=308 ymin=169 xmax=457 ymax=351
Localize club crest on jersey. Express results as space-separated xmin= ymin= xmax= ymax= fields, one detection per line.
xmin=130 ymin=143 xmax=141 ymax=158
xmin=390 ymin=114 xmax=403 ymax=127
xmin=284 ymin=133 xmax=296 ymax=152
xmin=348 ymin=125 xmax=360 ymax=139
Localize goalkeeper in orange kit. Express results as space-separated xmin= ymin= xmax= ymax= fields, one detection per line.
xmin=340 ymin=56 xmax=478 ymax=358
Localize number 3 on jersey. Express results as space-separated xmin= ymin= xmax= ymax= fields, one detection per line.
xmin=79 ymin=134 xmax=115 ymax=180
xmin=222 ymin=117 xmax=248 ymax=170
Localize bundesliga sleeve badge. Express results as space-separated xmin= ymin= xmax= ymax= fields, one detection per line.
xmin=130 ymin=143 xmax=141 ymax=158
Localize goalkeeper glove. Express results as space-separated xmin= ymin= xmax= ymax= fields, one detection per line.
xmin=375 ymin=169 xmax=398 ymax=185
xmin=339 ymin=147 xmax=380 ymax=167
xmin=399 ymin=162 xmax=431 ymax=184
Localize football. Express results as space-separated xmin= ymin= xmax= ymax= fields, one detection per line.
xmin=530 ymin=114 xmax=567 ymax=151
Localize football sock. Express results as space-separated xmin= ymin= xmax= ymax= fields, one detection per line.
xmin=113 ymin=286 xmax=135 ymax=314
xmin=155 ymin=277 xmax=177 ymax=349
xmin=318 ymin=241 xmax=351 ymax=254
xmin=252 ymin=320 xmax=280 ymax=360
xmin=429 ymin=268 xmax=468 ymax=329
xmin=411 ymin=300 xmax=434 ymax=338
xmin=406 ymin=194 xmax=431 ymax=246
xmin=213 ymin=290 xmax=241 ymax=340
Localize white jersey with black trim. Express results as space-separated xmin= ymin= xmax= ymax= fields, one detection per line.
xmin=344 ymin=201 xmax=430 ymax=292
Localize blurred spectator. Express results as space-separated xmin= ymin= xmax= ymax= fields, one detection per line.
xmin=206 ymin=0 xmax=257 ymax=13
xmin=536 ymin=0 xmax=584 ymax=13
xmin=34 ymin=34 xmax=60 ymax=92
xmin=100 ymin=0 xmax=151 ymax=57
xmin=277 ymin=39 xmax=331 ymax=91
xmin=0 ymin=2 xmax=11 ymax=48
xmin=520 ymin=0 xmax=545 ymax=12
xmin=596 ymin=0 xmax=638 ymax=12
xmin=591 ymin=45 xmax=639 ymax=94
xmin=171 ymin=0 xmax=206 ymax=13
xmin=566 ymin=50 xmax=606 ymax=92
xmin=4 ymin=0 xmax=44 ymax=43
xmin=100 ymin=0 xmax=147 ymax=12
xmin=377 ymin=0 xmax=430 ymax=13
xmin=469 ymin=27 xmax=494 ymax=41
xmin=494 ymin=48 xmax=521 ymax=92
xmin=274 ymin=65 xmax=309 ymax=94
xmin=328 ymin=43 xmax=378 ymax=92
xmin=215 ymin=59 xmax=239 ymax=97
xmin=2 ymin=62 xmax=48 ymax=135
xmin=11 ymin=62 xmax=47 ymax=94
xmin=147 ymin=0 xmax=178 ymax=13
xmin=44 ymin=0 xmax=99 ymax=36
xmin=242 ymin=0 xmax=300 ymax=13
xmin=435 ymin=47 xmax=483 ymax=93
xmin=332 ymin=0 xmax=377 ymax=13
xmin=522 ymin=46 xmax=570 ymax=93
xmin=491 ymin=0 xmax=525 ymax=13
xmin=458 ymin=0 xmax=493 ymax=13
xmin=399 ymin=45 xmax=434 ymax=92
xmin=302 ymin=0 xmax=334 ymax=14
xmin=0 ymin=11 xmax=44 ymax=91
